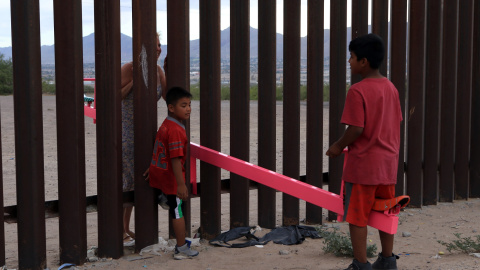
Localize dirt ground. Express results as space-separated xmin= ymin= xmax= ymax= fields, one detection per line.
xmin=1 ymin=96 xmax=479 ymax=270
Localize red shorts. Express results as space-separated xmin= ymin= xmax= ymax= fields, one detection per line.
xmin=343 ymin=182 xmax=395 ymax=227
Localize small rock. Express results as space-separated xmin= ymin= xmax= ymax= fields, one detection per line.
xmin=279 ymin=250 xmax=290 ymax=255
xmin=470 ymin=253 xmax=480 ymax=258
xmin=402 ymin=232 xmax=412 ymax=237
xmin=87 ymin=256 xmax=98 ymax=262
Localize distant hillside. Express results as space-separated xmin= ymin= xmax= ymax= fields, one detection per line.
xmin=0 ymin=26 xmax=378 ymax=64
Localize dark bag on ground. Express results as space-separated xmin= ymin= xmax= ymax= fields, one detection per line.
xmin=209 ymin=225 xmax=321 ymax=248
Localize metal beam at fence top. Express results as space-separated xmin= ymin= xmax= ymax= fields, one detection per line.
xmin=53 ymin=0 xmax=87 ymax=264
xmin=199 ymin=0 xmax=221 ymax=240
xmin=306 ymin=0 xmax=325 ymax=225
xmin=94 ymin=0 xmax=123 ymax=259
xmin=423 ymin=1 xmax=442 ymax=205
xmin=282 ymin=0 xmax=301 ymax=227
xmin=454 ymin=0 xmax=474 ymax=200
xmin=257 ymin=0 xmax=277 ymax=229
xmin=439 ymin=0 xmax=458 ymax=202
xmin=230 ymin=0 xmax=250 ymax=229
xmin=10 ymin=0 xmax=47 ymax=268
xmin=190 ymin=143 xmax=400 ymax=234
xmin=390 ymin=0 xmax=407 ymax=197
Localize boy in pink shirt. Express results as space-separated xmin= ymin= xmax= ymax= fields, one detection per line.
xmin=326 ymin=34 xmax=403 ymax=270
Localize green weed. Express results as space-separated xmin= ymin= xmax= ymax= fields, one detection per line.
xmin=316 ymin=226 xmax=378 ymax=258
xmin=438 ymin=233 xmax=480 ymax=254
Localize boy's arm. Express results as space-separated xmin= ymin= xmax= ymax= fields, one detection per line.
xmin=326 ymin=125 xmax=364 ymax=158
xmin=171 ymin=157 xmax=188 ymax=200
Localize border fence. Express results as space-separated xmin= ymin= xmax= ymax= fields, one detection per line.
xmin=3 ymin=0 xmax=479 ymax=268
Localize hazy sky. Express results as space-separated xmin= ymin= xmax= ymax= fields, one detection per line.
xmin=0 ymin=0 xmax=362 ymax=48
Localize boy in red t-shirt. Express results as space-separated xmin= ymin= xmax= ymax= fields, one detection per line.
xmin=326 ymin=34 xmax=403 ymax=270
xmin=146 ymin=86 xmax=198 ymax=259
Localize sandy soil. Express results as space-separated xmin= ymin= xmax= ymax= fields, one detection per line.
xmin=1 ymin=96 xmax=479 ymax=270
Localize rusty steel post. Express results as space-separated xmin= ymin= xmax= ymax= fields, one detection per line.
xmin=257 ymin=0 xmax=277 ymax=229
xmin=200 ymin=0 xmax=221 ymax=239
xmin=439 ymin=0 xmax=458 ymax=202
xmin=328 ymin=0 xmax=347 ymax=221
xmin=94 ymin=0 xmax=123 ymax=258
xmin=132 ymin=0 xmax=159 ymax=252
xmin=167 ymin=0 xmax=192 ymax=237
xmin=390 ymin=0 xmax=407 ymax=197
xmin=371 ymin=0 xmax=388 ymax=77
xmin=471 ymin=0 xmax=480 ymax=198
xmin=282 ymin=0 xmax=301 ymax=226
xmin=230 ymin=0 xmax=250 ymax=228
xmin=351 ymin=0 xmax=369 ymax=85
xmin=10 ymin=0 xmax=47 ymax=268
xmin=53 ymin=0 xmax=87 ymax=264
xmin=406 ymin=0 xmax=426 ymax=208
xmin=454 ymin=0 xmax=474 ymax=200
xmin=423 ymin=0 xmax=442 ymax=205
xmin=305 ymin=0 xmax=324 ymax=225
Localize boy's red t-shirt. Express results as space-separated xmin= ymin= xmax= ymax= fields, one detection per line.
xmin=149 ymin=116 xmax=187 ymax=195
xmin=341 ymin=77 xmax=403 ymax=185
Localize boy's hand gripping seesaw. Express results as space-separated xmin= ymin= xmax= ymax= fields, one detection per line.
xmin=189 ymin=142 xmax=409 ymax=234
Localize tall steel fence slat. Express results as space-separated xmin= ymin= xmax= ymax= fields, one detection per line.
xmin=351 ymin=0 xmax=369 ymax=85
xmin=471 ymin=0 xmax=480 ymax=198
xmin=454 ymin=0 xmax=474 ymax=200
xmin=390 ymin=0 xmax=407 ymax=196
xmin=423 ymin=1 xmax=443 ymax=205
xmin=406 ymin=0 xmax=426 ymax=208
xmin=10 ymin=0 xmax=47 ymax=268
xmin=257 ymin=0 xmax=277 ymax=229
xmin=200 ymin=0 xmax=221 ymax=239
xmin=328 ymin=0 xmax=347 ymax=221
xmin=439 ymin=0 xmax=458 ymax=202
xmin=0 ymin=107 xmax=3 ymax=266
xmin=53 ymin=0 xmax=87 ymax=264
xmin=282 ymin=0 xmax=301 ymax=226
xmin=305 ymin=0 xmax=324 ymax=225
xmin=94 ymin=0 xmax=123 ymax=258
xmin=230 ymin=0 xmax=250 ymax=228
xmin=132 ymin=0 xmax=159 ymax=252
xmin=371 ymin=0 xmax=388 ymax=77
xmin=166 ymin=0 xmax=192 ymax=236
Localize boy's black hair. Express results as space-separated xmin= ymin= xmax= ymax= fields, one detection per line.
xmin=165 ymin=86 xmax=192 ymax=106
xmin=348 ymin=33 xmax=385 ymax=69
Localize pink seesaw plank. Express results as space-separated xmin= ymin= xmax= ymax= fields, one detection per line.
xmin=189 ymin=142 xmax=399 ymax=234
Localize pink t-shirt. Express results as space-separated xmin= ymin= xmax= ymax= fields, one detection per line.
xmin=341 ymin=77 xmax=403 ymax=185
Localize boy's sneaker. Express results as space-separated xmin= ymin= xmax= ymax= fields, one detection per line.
xmin=158 ymin=193 xmax=169 ymax=210
xmin=174 ymin=243 xmax=199 ymax=260
xmin=372 ymin=253 xmax=399 ymax=270
xmin=345 ymin=259 xmax=372 ymax=270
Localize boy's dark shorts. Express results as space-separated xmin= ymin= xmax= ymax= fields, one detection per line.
xmin=343 ymin=182 xmax=395 ymax=227
xmin=166 ymin=194 xmax=185 ymax=220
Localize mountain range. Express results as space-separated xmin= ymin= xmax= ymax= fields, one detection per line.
xmin=0 ymin=26 xmax=366 ymax=64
